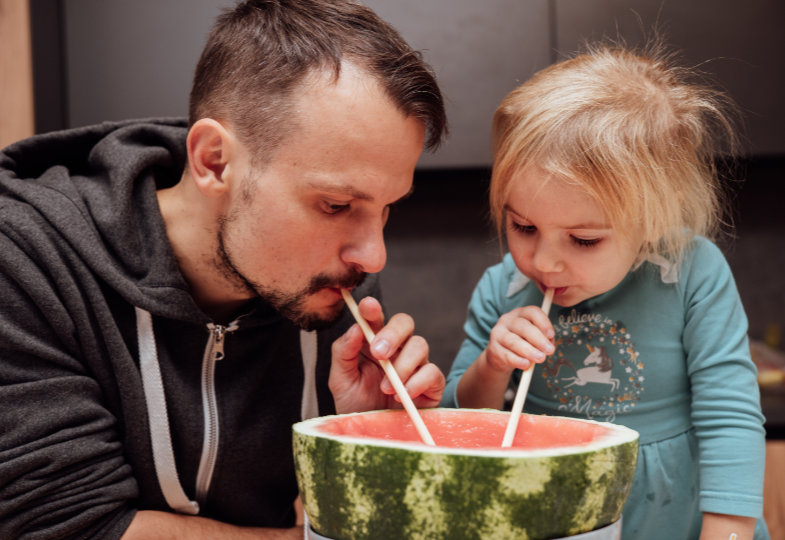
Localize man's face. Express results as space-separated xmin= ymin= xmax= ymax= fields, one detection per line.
xmin=215 ymin=64 xmax=426 ymax=329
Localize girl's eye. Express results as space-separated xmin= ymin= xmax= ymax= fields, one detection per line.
xmin=321 ymin=200 xmax=350 ymax=215
xmin=571 ymin=236 xmax=601 ymax=248
xmin=511 ymin=222 xmax=536 ymax=234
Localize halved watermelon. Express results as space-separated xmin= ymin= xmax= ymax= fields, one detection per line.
xmin=293 ymin=408 xmax=638 ymax=540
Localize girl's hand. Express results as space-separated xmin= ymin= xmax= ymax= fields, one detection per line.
xmin=456 ymin=304 xmax=555 ymax=409
xmin=485 ymin=305 xmax=555 ymax=373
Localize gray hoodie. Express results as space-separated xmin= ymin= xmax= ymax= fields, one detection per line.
xmin=0 ymin=118 xmax=374 ymax=538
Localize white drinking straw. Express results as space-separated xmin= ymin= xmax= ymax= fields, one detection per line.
xmin=501 ymin=288 xmax=555 ymax=448
xmin=340 ymin=289 xmax=435 ymax=446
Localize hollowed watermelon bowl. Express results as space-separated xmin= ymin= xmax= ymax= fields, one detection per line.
xmin=293 ymin=408 xmax=638 ymax=540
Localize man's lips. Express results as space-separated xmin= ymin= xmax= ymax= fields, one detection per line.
xmin=309 ymin=286 xmax=342 ymax=299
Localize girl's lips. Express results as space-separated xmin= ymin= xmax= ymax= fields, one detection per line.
xmin=542 ymin=284 xmax=568 ymax=296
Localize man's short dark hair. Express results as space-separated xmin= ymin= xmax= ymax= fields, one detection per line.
xmin=189 ymin=0 xmax=447 ymax=160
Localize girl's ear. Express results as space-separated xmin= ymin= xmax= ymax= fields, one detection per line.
xmin=186 ymin=118 xmax=235 ymax=198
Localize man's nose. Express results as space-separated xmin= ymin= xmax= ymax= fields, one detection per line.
xmin=341 ymin=222 xmax=387 ymax=274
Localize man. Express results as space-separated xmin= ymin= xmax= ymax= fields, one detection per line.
xmin=0 ymin=1 xmax=447 ymax=538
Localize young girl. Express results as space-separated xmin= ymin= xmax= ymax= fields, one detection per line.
xmin=442 ymin=44 xmax=769 ymax=540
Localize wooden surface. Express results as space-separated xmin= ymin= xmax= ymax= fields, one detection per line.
xmin=765 ymin=440 xmax=785 ymax=539
xmin=0 ymin=0 xmax=35 ymax=148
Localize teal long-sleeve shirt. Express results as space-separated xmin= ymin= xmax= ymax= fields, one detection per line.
xmin=442 ymin=237 xmax=768 ymax=539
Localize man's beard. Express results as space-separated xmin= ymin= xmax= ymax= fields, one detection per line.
xmin=272 ymin=270 xmax=367 ymax=330
xmin=215 ymin=218 xmax=366 ymax=330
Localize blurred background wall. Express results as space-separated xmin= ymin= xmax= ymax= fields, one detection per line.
xmin=29 ymin=0 xmax=785 ymax=160
xmin=29 ymin=0 xmax=785 ymax=159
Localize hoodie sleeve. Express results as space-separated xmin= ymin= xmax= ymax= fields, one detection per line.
xmin=0 ymin=210 xmax=139 ymax=539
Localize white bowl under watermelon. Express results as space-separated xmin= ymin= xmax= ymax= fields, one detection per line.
xmin=304 ymin=515 xmax=622 ymax=540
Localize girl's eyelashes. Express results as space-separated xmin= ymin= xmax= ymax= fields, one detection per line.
xmin=511 ymin=222 xmax=602 ymax=248
xmin=509 ymin=219 xmax=602 ymax=247
xmin=510 ymin=221 xmax=536 ymax=234
xmin=571 ymin=236 xmax=601 ymax=248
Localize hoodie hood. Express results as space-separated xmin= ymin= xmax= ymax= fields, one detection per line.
xmin=0 ymin=118 xmax=205 ymax=321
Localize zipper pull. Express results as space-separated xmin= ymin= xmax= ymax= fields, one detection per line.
xmin=212 ymin=325 xmax=226 ymax=361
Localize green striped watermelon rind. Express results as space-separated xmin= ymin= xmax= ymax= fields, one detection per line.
xmin=293 ymin=408 xmax=639 ymax=540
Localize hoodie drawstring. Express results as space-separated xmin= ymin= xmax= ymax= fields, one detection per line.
xmin=299 ymin=330 xmax=319 ymax=420
xmin=135 ymin=307 xmax=200 ymax=515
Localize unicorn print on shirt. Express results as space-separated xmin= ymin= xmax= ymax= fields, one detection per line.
xmin=536 ymin=308 xmax=644 ymax=422
xmin=561 ymin=345 xmax=621 ymax=391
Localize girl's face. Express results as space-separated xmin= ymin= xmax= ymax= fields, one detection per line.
xmin=504 ymin=166 xmax=642 ymax=307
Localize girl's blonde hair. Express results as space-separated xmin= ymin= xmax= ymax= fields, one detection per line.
xmin=490 ymin=42 xmax=738 ymax=265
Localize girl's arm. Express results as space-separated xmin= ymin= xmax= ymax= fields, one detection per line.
xmin=682 ymin=240 xmax=766 ymax=533
xmin=699 ymin=513 xmax=756 ymax=540
xmin=456 ymin=350 xmax=513 ymax=409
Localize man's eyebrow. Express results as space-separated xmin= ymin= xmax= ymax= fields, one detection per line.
xmin=308 ymin=181 xmax=373 ymax=201
xmin=308 ymin=182 xmax=414 ymax=204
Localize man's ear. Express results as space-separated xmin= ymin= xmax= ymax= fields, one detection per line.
xmin=186 ymin=118 xmax=236 ymax=198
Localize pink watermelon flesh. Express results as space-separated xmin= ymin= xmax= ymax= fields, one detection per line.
xmin=317 ymin=408 xmax=615 ymax=449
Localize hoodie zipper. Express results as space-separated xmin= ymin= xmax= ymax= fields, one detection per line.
xmin=195 ymin=321 xmax=237 ymax=505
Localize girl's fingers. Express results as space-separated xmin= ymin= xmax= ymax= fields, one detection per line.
xmin=488 ymin=308 xmax=556 ymax=371
xmin=507 ymin=316 xmax=555 ymax=356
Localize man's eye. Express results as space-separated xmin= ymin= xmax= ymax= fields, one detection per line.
xmin=321 ymin=200 xmax=350 ymax=215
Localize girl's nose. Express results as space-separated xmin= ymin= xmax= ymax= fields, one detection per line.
xmin=532 ymin=237 xmax=564 ymax=273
